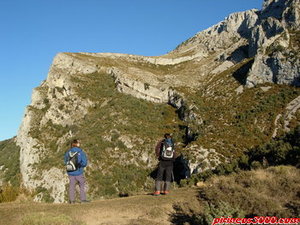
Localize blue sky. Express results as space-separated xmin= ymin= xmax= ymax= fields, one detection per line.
xmin=0 ymin=0 xmax=262 ymax=141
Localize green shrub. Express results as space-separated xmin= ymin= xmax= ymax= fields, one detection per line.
xmin=35 ymin=186 xmax=54 ymax=203
xmin=248 ymin=126 xmax=300 ymax=167
xmin=89 ymin=164 xmax=151 ymax=198
xmin=250 ymin=161 xmax=262 ymax=169
xmin=200 ymin=201 xmax=245 ymax=225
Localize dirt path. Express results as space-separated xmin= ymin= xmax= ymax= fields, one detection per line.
xmin=0 ymin=188 xmax=200 ymax=225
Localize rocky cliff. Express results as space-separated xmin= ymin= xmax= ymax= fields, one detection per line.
xmin=247 ymin=0 xmax=300 ymax=86
xmin=9 ymin=0 xmax=300 ymax=202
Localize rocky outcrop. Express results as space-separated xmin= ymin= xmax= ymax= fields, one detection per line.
xmin=184 ymin=145 xmax=223 ymax=174
xmin=108 ymin=66 xmax=170 ymax=103
xmin=170 ymin=10 xmax=259 ymax=59
xmin=246 ymin=0 xmax=300 ymax=86
xmin=273 ymin=94 xmax=300 ymax=137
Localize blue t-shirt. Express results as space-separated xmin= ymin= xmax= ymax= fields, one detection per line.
xmin=64 ymin=147 xmax=88 ymax=176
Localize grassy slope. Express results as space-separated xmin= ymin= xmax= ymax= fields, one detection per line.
xmin=0 ymin=138 xmax=20 ymax=187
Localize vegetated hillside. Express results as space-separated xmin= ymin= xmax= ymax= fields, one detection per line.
xmin=2 ymin=0 xmax=300 ymax=203
xmin=178 ymin=70 xmax=300 ymax=159
xmin=20 ymin=68 xmax=300 ymax=203
xmin=27 ymin=72 xmax=183 ymax=201
xmin=0 ymin=138 xmax=20 ymax=187
xmin=179 ymin=124 xmax=300 ymax=188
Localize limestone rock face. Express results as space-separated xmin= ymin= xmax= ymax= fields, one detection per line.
xmin=171 ymin=9 xmax=259 ymax=58
xmin=15 ymin=0 xmax=300 ymax=202
xmin=16 ymin=54 xmax=94 ymax=202
xmin=247 ymin=0 xmax=300 ymax=86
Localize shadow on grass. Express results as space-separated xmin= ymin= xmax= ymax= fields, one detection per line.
xmin=170 ymin=204 xmax=203 ymax=225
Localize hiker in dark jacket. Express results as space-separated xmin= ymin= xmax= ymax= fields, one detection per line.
xmin=153 ymin=133 xmax=176 ymax=196
xmin=64 ymin=139 xmax=89 ymax=203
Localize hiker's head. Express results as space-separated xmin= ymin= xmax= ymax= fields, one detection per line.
xmin=71 ymin=139 xmax=80 ymax=147
xmin=164 ymin=133 xmax=171 ymax=140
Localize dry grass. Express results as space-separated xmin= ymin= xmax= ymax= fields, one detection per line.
xmin=0 ymin=187 xmax=199 ymax=225
xmin=21 ymin=212 xmax=85 ymax=225
xmin=202 ymin=165 xmax=300 ymax=217
xmin=171 ymin=166 xmax=300 ymax=225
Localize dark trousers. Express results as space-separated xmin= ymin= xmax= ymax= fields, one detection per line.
xmin=156 ymin=160 xmax=173 ymax=182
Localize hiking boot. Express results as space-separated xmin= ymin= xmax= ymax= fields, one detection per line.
xmin=153 ymin=191 xmax=161 ymax=196
xmin=81 ymin=200 xmax=90 ymax=203
xmin=69 ymin=201 xmax=75 ymax=204
xmin=162 ymin=191 xmax=170 ymax=195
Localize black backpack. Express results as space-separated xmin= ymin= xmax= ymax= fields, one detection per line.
xmin=161 ymin=139 xmax=175 ymax=160
xmin=66 ymin=151 xmax=79 ymax=172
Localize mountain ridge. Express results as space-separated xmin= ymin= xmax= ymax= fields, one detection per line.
xmin=0 ymin=0 xmax=299 ymax=203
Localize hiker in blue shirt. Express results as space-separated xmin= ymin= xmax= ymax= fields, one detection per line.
xmin=64 ymin=139 xmax=89 ymax=203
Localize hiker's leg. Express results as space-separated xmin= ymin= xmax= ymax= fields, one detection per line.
xmin=77 ymin=175 xmax=87 ymax=201
xmin=156 ymin=162 xmax=165 ymax=184
xmin=155 ymin=162 xmax=165 ymax=193
xmin=68 ymin=176 xmax=76 ymax=202
xmin=156 ymin=162 xmax=165 ymax=182
xmin=165 ymin=163 xmax=173 ymax=182
xmin=164 ymin=181 xmax=171 ymax=193
xmin=155 ymin=180 xmax=162 ymax=193
xmin=164 ymin=163 xmax=174 ymax=193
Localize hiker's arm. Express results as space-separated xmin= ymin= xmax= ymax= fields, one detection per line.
xmin=80 ymin=151 xmax=88 ymax=167
xmin=155 ymin=140 xmax=162 ymax=158
xmin=64 ymin=152 xmax=68 ymax=165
